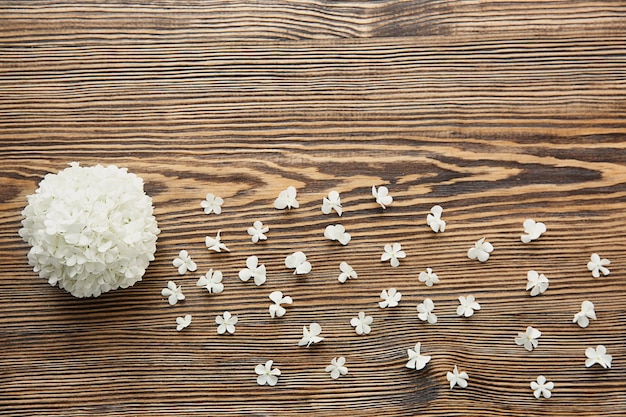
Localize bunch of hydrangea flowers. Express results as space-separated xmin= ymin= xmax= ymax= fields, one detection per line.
xmin=19 ymin=162 xmax=160 ymax=297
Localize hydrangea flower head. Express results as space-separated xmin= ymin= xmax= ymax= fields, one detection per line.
xmin=19 ymin=162 xmax=160 ymax=297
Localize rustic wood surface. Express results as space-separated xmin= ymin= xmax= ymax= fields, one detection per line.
xmin=1 ymin=1 xmax=626 ymax=416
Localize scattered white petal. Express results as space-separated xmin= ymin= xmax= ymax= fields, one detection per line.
xmin=530 ymin=375 xmax=554 ymax=399
xmin=322 ymin=190 xmax=342 ymax=216
xmin=379 ymin=288 xmax=402 ymax=308
xmin=585 ymin=345 xmax=612 ymax=368
xmin=298 ymin=322 xmax=323 ymax=347
xmin=573 ymin=300 xmax=596 ymax=328
xmin=216 ymin=311 xmax=238 ymax=335
xmin=526 ymin=270 xmax=549 ymax=297
xmin=587 ymin=253 xmax=610 ymax=278
xmin=456 ymin=295 xmax=480 ymax=317
xmin=200 ymin=193 xmax=224 ymax=215
xmin=417 ymin=298 xmax=437 ymax=324
xmin=285 ymin=251 xmax=312 ymax=275
xmin=447 ymin=365 xmax=469 ymax=389
xmin=418 ymin=267 xmax=440 ymax=287
xmin=255 ymin=360 xmax=281 ymax=386
xmin=338 ymin=261 xmax=358 ymax=283
xmin=381 ymin=243 xmax=406 ymax=267
xmin=515 ymin=326 xmax=541 ymax=351
xmin=372 ymin=185 xmax=393 ymax=209
xmin=325 ymin=357 xmax=348 ymax=379
xmin=350 ymin=311 xmax=373 ymax=335
xmin=268 ymin=290 xmax=293 ymax=318
xmin=172 ymin=250 xmax=197 ymax=275
xmin=521 ymin=219 xmax=546 ymax=243
xmin=238 ymin=255 xmax=267 ymax=286
xmin=467 ymin=238 xmax=493 ymax=262
xmin=426 ymin=205 xmax=446 ymax=233
xmin=18 ymin=162 xmax=160 ymax=298
xmin=161 ymin=281 xmax=185 ymax=305
xmin=274 ymin=186 xmax=299 ymax=210
xmin=196 ymin=268 xmax=224 ymax=294
xmin=247 ymin=220 xmax=269 ymax=243
xmin=324 ymin=224 xmax=351 ymax=245
xmin=205 ymin=230 xmax=230 ymax=253
xmin=406 ymin=342 xmax=431 ymax=370
xmin=175 ymin=314 xmax=192 ymax=331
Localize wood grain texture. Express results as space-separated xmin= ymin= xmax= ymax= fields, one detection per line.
xmin=1 ymin=1 xmax=626 ymax=416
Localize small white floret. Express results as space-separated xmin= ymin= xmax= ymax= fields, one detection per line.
xmin=515 ymin=326 xmax=541 ymax=351
xmin=274 ymin=186 xmax=299 ymax=210
xmin=175 ymin=314 xmax=192 ymax=331
xmin=372 ymin=185 xmax=393 ymax=209
xmin=406 ymin=342 xmax=431 ymax=370
xmin=426 ymin=205 xmax=446 ymax=233
xmin=324 ymin=224 xmax=351 ymax=245
xmin=573 ymin=300 xmax=596 ymax=328
xmin=285 ymin=251 xmax=311 ymax=275
xmin=205 ymin=230 xmax=230 ymax=253
xmin=321 ymin=190 xmax=342 ymax=216
xmin=521 ymin=219 xmax=546 ymax=243
xmin=467 ymin=238 xmax=493 ymax=262
xmin=298 ymin=323 xmax=323 ymax=347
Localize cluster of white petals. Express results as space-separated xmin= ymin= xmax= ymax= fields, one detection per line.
xmin=324 ymin=224 xmax=351 ymax=245
xmin=19 ymin=162 xmax=160 ymax=298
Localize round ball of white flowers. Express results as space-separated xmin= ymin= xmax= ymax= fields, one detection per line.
xmin=19 ymin=162 xmax=160 ymax=297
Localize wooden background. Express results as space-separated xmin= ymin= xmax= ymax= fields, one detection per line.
xmin=1 ymin=1 xmax=626 ymax=416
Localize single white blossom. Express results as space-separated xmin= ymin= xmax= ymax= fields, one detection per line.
xmin=205 ymin=230 xmax=230 ymax=253
xmin=325 ymin=357 xmax=348 ymax=379
xmin=350 ymin=311 xmax=373 ymax=335
xmin=526 ymin=270 xmax=549 ymax=296
xmin=372 ymin=185 xmax=393 ymax=209
xmin=418 ymin=267 xmax=440 ymax=287
xmin=530 ymin=375 xmax=554 ymax=399
xmin=585 ymin=345 xmax=612 ymax=368
xmin=338 ymin=261 xmax=357 ymax=283
xmin=196 ymin=268 xmax=224 ymax=294
xmin=18 ymin=162 xmax=160 ymax=298
xmin=446 ymin=365 xmax=469 ymax=389
xmin=285 ymin=251 xmax=311 ymax=275
xmin=417 ymin=298 xmax=437 ymax=324
xmin=322 ymin=190 xmax=342 ymax=216
xmin=515 ymin=326 xmax=541 ymax=351
xmin=255 ymin=360 xmax=281 ymax=386
xmin=587 ymin=253 xmax=610 ymax=278
xmin=216 ymin=311 xmax=237 ymax=335
xmin=175 ymin=314 xmax=192 ymax=331
xmin=274 ymin=186 xmax=299 ymax=210
xmin=381 ymin=243 xmax=406 ymax=267
xmin=161 ymin=281 xmax=185 ymax=305
xmin=324 ymin=224 xmax=351 ymax=245
xmin=467 ymin=238 xmax=493 ymax=262
xmin=200 ymin=193 xmax=223 ymax=215
xmin=238 ymin=255 xmax=267 ymax=286
xmin=172 ymin=250 xmax=197 ymax=275
xmin=521 ymin=219 xmax=546 ymax=243
xmin=268 ymin=290 xmax=292 ymax=318
xmin=247 ymin=220 xmax=269 ymax=243
xmin=379 ymin=288 xmax=402 ymax=308
xmin=426 ymin=205 xmax=446 ymax=233
xmin=456 ymin=295 xmax=480 ymax=317
xmin=298 ymin=322 xmax=323 ymax=347
xmin=573 ymin=300 xmax=596 ymax=328
xmin=406 ymin=342 xmax=431 ymax=370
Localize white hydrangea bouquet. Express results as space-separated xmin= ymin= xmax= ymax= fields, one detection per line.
xmin=19 ymin=162 xmax=160 ymax=297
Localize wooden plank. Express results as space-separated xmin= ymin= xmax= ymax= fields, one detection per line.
xmin=1 ymin=1 xmax=625 ymax=416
